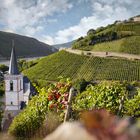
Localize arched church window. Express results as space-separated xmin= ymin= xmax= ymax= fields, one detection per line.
xmin=10 ymin=80 xmax=13 ymax=91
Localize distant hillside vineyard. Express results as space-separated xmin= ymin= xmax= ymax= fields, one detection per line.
xmin=72 ymin=21 xmax=140 ymax=55
xmin=24 ymin=51 xmax=140 ymax=82
xmin=0 ymin=31 xmax=57 ymax=59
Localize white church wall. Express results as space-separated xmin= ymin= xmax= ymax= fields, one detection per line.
xmin=19 ymin=90 xmax=24 ymax=103
xmin=17 ymin=78 xmax=23 ymax=91
xmin=5 ymin=75 xmax=23 ymax=92
xmin=5 ymin=74 xmax=25 ymax=111
xmin=5 ymin=92 xmax=18 ymax=105
xmin=20 ymin=78 xmax=23 ymax=90
xmin=5 ymin=105 xmax=19 ymax=111
xmin=24 ymin=82 xmax=30 ymax=104
xmin=5 ymin=80 xmax=10 ymax=91
xmin=24 ymin=95 xmax=29 ymax=104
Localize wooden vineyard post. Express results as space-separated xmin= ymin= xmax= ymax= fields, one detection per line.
xmin=64 ymin=87 xmax=75 ymax=122
xmin=117 ymin=95 xmax=125 ymax=116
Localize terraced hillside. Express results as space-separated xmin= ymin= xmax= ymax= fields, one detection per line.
xmin=24 ymin=51 xmax=140 ymax=82
xmin=72 ymin=22 xmax=140 ymax=54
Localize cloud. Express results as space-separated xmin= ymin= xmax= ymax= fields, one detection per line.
xmin=0 ymin=0 xmax=139 ymax=45
xmin=0 ymin=0 xmax=73 ymax=36
xmin=43 ymin=16 xmax=111 ymax=44
xmin=46 ymin=19 xmax=58 ymax=24
xmin=91 ymin=1 xmax=131 ymax=20
xmin=42 ymin=35 xmax=55 ymax=45
xmin=44 ymin=0 xmax=140 ymax=44
xmin=3 ymin=29 xmax=15 ymax=33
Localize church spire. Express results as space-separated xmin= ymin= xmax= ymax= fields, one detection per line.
xmin=9 ymin=40 xmax=19 ymax=75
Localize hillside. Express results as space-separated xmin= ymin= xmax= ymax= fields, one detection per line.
xmin=53 ymin=41 xmax=73 ymax=49
xmin=91 ymin=36 xmax=140 ymax=54
xmin=72 ymin=21 xmax=140 ymax=54
xmin=0 ymin=31 xmax=57 ymax=59
xmin=23 ymin=51 xmax=140 ymax=82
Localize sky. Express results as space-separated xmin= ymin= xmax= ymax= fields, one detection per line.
xmin=0 ymin=0 xmax=140 ymax=45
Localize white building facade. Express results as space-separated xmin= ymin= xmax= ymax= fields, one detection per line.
xmin=5 ymin=75 xmax=24 ymax=111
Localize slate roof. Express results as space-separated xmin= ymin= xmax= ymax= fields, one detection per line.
xmin=23 ymin=76 xmax=36 ymax=96
xmin=9 ymin=46 xmax=19 ymax=75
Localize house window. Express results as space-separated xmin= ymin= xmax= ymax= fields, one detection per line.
xmin=10 ymin=80 xmax=13 ymax=91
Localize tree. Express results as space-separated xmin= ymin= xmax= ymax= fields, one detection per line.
xmin=0 ymin=64 xmax=8 ymax=73
xmin=87 ymin=29 xmax=96 ymax=36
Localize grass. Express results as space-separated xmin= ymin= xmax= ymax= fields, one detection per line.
xmin=91 ymin=36 xmax=140 ymax=54
xmin=23 ymin=51 xmax=140 ymax=82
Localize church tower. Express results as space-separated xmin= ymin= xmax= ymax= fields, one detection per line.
xmin=4 ymin=42 xmax=24 ymax=113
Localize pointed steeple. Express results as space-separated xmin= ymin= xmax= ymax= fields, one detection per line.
xmin=9 ymin=40 xmax=19 ymax=75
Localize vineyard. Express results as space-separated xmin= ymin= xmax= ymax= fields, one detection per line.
xmin=72 ymin=22 xmax=140 ymax=54
xmin=98 ymin=22 xmax=140 ymax=36
xmin=24 ymin=51 xmax=140 ymax=82
xmin=91 ymin=36 xmax=140 ymax=54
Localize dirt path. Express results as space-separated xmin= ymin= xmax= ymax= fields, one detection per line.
xmin=62 ymin=48 xmax=140 ymax=60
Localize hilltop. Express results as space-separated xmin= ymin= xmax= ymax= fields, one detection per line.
xmin=53 ymin=41 xmax=73 ymax=49
xmin=72 ymin=20 xmax=140 ymax=55
xmin=0 ymin=31 xmax=57 ymax=59
xmin=23 ymin=51 xmax=140 ymax=82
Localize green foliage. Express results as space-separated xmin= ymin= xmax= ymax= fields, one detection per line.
xmin=72 ymin=81 xmax=126 ymax=114
xmin=0 ymin=64 xmax=9 ymax=72
xmin=124 ymin=90 xmax=140 ymax=117
xmin=74 ymin=79 xmax=89 ymax=93
xmin=9 ymin=90 xmax=49 ymax=137
xmin=18 ymin=59 xmax=38 ymax=72
xmin=72 ymin=81 xmax=140 ymax=117
xmin=9 ymin=78 xmax=72 ymax=137
xmin=33 ymin=79 xmax=51 ymax=88
xmin=0 ymin=82 xmax=4 ymax=97
xmin=24 ymin=51 xmax=140 ymax=82
xmin=87 ymin=29 xmax=96 ymax=36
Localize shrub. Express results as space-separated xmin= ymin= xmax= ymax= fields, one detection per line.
xmin=72 ymin=81 xmax=140 ymax=117
xmin=0 ymin=64 xmax=8 ymax=72
xmin=9 ymin=78 xmax=72 ymax=137
xmin=124 ymin=90 xmax=140 ymax=117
